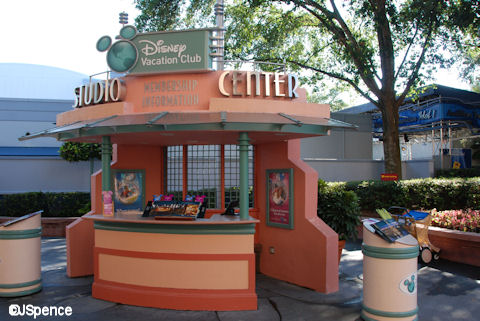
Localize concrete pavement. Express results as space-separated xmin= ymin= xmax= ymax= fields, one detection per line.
xmin=1 ymin=238 xmax=479 ymax=320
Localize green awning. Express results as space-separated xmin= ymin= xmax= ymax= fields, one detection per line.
xmin=19 ymin=111 xmax=356 ymax=145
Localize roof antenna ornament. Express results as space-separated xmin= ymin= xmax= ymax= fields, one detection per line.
xmin=119 ymin=11 xmax=128 ymax=26
xmin=95 ymin=12 xmax=138 ymax=73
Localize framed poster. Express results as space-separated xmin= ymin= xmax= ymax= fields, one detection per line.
xmin=112 ymin=169 xmax=146 ymax=213
xmin=266 ymin=168 xmax=294 ymax=229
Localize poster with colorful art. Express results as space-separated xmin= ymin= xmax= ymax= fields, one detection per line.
xmin=113 ymin=170 xmax=145 ymax=212
xmin=266 ymin=169 xmax=294 ymax=229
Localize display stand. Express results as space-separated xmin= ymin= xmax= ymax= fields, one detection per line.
xmin=0 ymin=211 xmax=42 ymax=297
xmin=362 ymin=221 xmax=419 ymax=321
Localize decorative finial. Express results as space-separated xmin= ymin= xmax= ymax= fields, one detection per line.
xmin=119 ymin=12 xmax=128 ymax=26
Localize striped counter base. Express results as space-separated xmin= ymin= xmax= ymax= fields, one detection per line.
xmin=87 ymin=214 xmax=258 ymax=311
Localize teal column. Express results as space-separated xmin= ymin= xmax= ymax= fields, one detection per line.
xmin=101 ymin=136 xmax=112 ymax=191
xmin=238 ymin=132 xmax=250 ymax=220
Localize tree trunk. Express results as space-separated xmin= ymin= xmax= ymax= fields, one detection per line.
xmin=381 ymin=101 xmax=402 ymax=179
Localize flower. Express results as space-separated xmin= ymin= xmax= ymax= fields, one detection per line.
xmin=431 ymin=209 xmax=480 ymax=233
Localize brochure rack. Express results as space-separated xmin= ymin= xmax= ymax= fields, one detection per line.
xmin=362 ymin=220 xmax=419 ymax=321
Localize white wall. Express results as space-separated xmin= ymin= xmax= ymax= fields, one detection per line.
xmin=304 ymin=158 xmax=434 ymax=182
xmin=301 ymin=113 xmax=373 ymax=160
xmin=0 ymin=157 xmax=101 ymax=194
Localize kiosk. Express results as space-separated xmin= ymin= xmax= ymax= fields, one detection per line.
xmin=20 ymin=26 xmax=354 ymax=310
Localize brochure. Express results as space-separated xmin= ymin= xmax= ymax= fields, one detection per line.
xmin=371 ymin=218 xmax=410 ymax=243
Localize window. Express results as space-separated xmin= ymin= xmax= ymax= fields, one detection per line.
xmin=165 ymin=144 xmax=255 ymax=209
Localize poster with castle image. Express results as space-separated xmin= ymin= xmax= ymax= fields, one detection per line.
xmin=266 ymin=168 xmax=294 ymax=229
xmin=113 ymin=170 xmax=145 ymax=213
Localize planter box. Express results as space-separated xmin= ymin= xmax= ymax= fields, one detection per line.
xmin=428 ymin=226 xmax=480 ymax=267
xmin=0 ymin=217 xmax=77 ymax=237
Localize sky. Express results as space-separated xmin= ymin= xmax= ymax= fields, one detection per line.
xmin=0 ymin=0 xmax=141 ymax=76
xmin=0 ymin=0 xmax=472 ymax=92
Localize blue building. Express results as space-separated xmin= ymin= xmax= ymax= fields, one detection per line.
xmin=0 ymin=63 xmax=100 ymax=194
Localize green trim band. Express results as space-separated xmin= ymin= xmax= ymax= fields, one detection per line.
xmin=361 ymin=310 xmax=418 ymax=321
xmin=0 ymin=278 xmax=42 ymax=289
xmin=362 ymin=244 xmax=419 ymax=260
xmin=362 ymin=304 xmax=418 ymax=318
xmin=0 ymin=228 xmax=42 ymax=240
xmin=94 ymin=221 xmax=256 ymax=235
xmin=0 ymin=284 xmax=42 ymax=297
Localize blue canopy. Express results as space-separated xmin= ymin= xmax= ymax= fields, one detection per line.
xmin=339 ymin=84 xmax=480 ymax=136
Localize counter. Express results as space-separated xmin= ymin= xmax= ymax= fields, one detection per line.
xmin=84 ymin=214 xmax=259 ymax=311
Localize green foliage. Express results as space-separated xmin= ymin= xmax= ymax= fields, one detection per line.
xmin=59 ymin=142 xmax=101 ymax=162
xmin=445 ymin=0 xmax=480 ymax=84
xmin=344 ymin=180 xmax=408 ymax=211
xmin=435 ymin=168 xmax=480 ymax=178
xmin=317 ymin=180 xmax=361 ymax=240
xmin=342 ymin=177 xmax=480 ymax=212
xmin=134 ymin=0 xmax=216 ymax=31
xmin=0 ymin=192 xmax=91 ymax=217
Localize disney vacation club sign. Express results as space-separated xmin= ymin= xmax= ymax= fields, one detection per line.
xmin=97 ymin=25 xmax=212 ymax=75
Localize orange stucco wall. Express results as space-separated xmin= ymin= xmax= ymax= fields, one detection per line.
xmin=256 ymin=139 xmax=339 ymax=293
xmin=90 ymin=144 xmax=163 ymax=215
xmin=66 ymin=217 xmax=94 ymax=277
xmin=111 ymin=144 xmax=163 ymax=199
xmin=66 ymin=170 xmax=102 ymax=277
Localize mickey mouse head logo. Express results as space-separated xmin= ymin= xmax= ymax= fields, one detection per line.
xmin=97 ymin=25 xmax=138 ymax=73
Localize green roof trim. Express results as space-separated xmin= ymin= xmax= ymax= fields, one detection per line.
xmin=19 ymin=112 xmax=355 ymax=142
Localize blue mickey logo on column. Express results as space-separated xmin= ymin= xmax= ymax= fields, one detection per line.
xmin=97 ymin=25 xmax=138 ymax=73
xmin=399 ymin=272 xmax=417 ymax=295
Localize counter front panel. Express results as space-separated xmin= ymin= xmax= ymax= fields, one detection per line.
xmin=87 ymin=214 xmax=258 ymax=311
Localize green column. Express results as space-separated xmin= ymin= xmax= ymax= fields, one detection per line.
xmin=238 ymin=132 xmax=250 ymax=220
xmin=101 ymin=136 xmax=112 ymax=191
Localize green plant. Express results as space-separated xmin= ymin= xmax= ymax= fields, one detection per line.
xmin=59 ymin=142 xmax=101 ymax=162
xmin=435 ymin=168 xmax=480 ymax=178
xmin=0 ymin=192 xmax=91 ymax=217
xmin=317 ymin=180 xmax=361 ymax=240
xmin=343 ymin=177 xmax=480 ymax=211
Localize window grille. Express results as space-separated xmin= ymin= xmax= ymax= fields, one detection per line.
xmin=224 ymin=144 xmax=255 ymax=208
xmin=166 ymin=145 xmax=183 ymax=201
xmin=187 ymin=145 xmax=221 ymax=209
xmin=165 ymin=144 xmax=255 ymax=209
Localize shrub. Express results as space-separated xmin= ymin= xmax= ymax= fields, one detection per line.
xmin=0 ymin=192 xmax=90 ymax=217
xmin=342 ymin=177 xmax=480 ymax=211
xmin=435 ymin=168 xmax=480 ymax=178
xmin=317 ymin=180 xmax=361 ymax=240
xmin=345 ymin=180 xmax=408 ymax=211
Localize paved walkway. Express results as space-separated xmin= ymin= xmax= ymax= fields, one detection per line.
xmin=1 ymin=239 xmax=479 ymax=320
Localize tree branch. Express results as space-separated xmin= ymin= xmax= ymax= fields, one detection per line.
xmin=288 ymin=60 xmax=379 ymax=107
xmin=397 ymin=22 xmax=436 ymax=107
xmin=289 ymin=0 xmax=382 ymax=98
xmin=394 ymin=24 xmax=420 ymax=81
xmin=329 ymin=0 xmax=382 ymax=84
